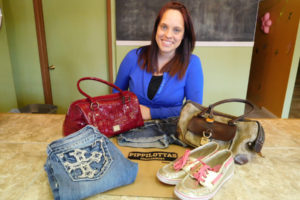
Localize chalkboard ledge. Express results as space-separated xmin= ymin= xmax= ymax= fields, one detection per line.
xmin=116 ymin=40 xmax=254 ymax=47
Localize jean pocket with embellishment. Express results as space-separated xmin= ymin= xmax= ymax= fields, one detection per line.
xmin=56 ymin=137 xmax=113 ymax=181
xmin=44 ymin=125 xmax=138 ymax=200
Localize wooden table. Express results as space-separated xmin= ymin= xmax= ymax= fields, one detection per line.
xmin=0 ymin=113 xmax=300 ymax=200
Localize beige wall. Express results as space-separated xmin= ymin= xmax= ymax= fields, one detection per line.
xmin=4 ymin=0 xmax=44 ymax=108
xmin=3 ymin=0 xmax=108 ymax=113
xmin=0 ymin=0 xmax=17 ymax=112
xmin=4 ymin=0 xmax=296 ymax=117
xmin=283 ymin=19 xmax=300 ymax=118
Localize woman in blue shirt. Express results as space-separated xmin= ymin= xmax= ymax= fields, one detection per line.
xmin=114 ymin=2 xmax=203 ymax=120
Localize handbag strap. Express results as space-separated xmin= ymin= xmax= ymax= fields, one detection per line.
xmin=202 ymin=98 xmax=255 ymax=124
xmin=77 ymin=77 xmax=124 ymax=100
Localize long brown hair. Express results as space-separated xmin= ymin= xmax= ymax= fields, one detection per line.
xmin=137 ymin=1 xmax=195 ymax=79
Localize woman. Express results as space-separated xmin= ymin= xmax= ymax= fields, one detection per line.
xmin=114 ymin=1 xmax=203 ymax=120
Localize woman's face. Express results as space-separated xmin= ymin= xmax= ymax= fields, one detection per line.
xmin=155 ymin=9 xmax=185 ymax=56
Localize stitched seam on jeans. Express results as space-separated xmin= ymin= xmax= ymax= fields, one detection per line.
xmin=51 ymin=135 xmax=99 ymax=153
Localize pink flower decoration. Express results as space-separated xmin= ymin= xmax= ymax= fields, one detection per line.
xmin=261 ymin=12 xmax=272 ymax=34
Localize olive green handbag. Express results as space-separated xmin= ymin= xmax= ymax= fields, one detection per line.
xmin=177 ymin=99 xmax=265 ymax=165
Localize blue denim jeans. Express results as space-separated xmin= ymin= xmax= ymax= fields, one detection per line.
xmin=117 ymin=117 xmax=187 ymax=148
xmin=44 ymin=125 xmax=138 ymax=200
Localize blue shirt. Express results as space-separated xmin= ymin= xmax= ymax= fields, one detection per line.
xmin=113 ymin=49 xmax=203 ymax=119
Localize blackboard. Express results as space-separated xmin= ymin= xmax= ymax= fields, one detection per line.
xmin=116 ymin=0 xmax=260 ymax=41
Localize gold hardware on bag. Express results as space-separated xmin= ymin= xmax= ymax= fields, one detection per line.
xmin=200 ymin=137 xmax=210 ymax=145
xmin=113 ymin=125 xmax=121 ymax=132
xmin=90 ymin=102 xmax=100 ymax=110
xmin=200 ymin=129 xmax=212 ymax=145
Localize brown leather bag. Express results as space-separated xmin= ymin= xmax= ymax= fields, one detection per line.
xmin=178 ymin=98 xmax=265 ymax=164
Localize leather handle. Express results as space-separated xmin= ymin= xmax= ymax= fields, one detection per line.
xmin=202 ymin=98 xmax=255 ymax=124
xmin=77 ymin=77 xmax=123 ymax=100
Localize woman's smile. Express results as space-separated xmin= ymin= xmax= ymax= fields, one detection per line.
xmin=161 ymin=39 xmax=173 ymax=47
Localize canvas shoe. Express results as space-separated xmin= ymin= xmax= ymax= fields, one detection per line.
xmin=174 ymin=149 xmax=234 ymax=200
xmin=156 ymin=142 xmax=219 ymax=185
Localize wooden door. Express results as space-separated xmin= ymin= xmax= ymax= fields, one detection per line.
xmin=42 ymin=0 xmax=109 ymax=113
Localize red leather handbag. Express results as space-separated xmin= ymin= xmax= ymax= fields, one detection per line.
xmin=63 ymin=77 xmax=144 ymax=137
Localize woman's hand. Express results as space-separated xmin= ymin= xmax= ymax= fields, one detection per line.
xmin=139 ymin=105 xmax=151 ymax=120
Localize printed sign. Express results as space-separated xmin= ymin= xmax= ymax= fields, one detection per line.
xmin=128 ymin=151 xmax=178 ymax=161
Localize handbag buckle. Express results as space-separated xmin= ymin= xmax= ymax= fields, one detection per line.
xmin=203 ymin=129 xmax=213 ymax=138
xmin=90 ymin=102 xmax=100 ymax=110
xmin=200 ymin=129 xmax=212 ymax=145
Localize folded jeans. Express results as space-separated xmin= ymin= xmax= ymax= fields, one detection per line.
xmin=117 ymin=117 xmax=187 ymax=148
xmin=44 ymin=125 xmax=138 ymax=200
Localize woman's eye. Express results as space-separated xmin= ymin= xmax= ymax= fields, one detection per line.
xmin=161 ymin=24 xmax=167 ymax=30
xmin=174 ymin=28 xmax=182 ymax=34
